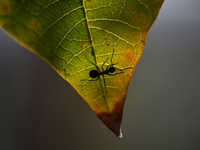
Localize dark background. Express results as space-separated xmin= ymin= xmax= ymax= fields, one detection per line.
xmin=1 ymin=0 xmax=200 ymax=149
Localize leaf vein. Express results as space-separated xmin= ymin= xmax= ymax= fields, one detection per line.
xmin=36 ymin=6 xmax=84 ymax=41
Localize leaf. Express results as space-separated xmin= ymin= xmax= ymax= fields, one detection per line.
xmin=0 ymin=0 xmax=164 ymax=138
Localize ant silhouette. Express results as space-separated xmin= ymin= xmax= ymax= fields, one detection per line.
xmin=81 ymin=49 xmax=133 ymax=93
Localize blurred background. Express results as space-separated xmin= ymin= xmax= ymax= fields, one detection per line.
xmin=0 ymin=0 xmax=200 ymax=149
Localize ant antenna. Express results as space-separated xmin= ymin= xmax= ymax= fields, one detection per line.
xmin=85 ymin=55 xmax=100 ymax=72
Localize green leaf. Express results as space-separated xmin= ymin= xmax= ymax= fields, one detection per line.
xmin=0 ymin=0 xmax=164 ymax=138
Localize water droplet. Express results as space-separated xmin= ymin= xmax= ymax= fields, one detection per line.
xmin=117 ymin=128 xmax=123 ymax=139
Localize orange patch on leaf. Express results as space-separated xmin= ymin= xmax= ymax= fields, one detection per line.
xmin=135 ymin=15 xmax=141 ymax=20
xmin=32 ymin=19 xmax=39 ymax=27
xmin=141 ymin=40 xmax=145 ymax=49
xmin=1 ymin=3 xmax=9 ymax=11
xmin=125 ymin=52 xmax=132 ymax=60
xmin=141 ymin=40 xmax=145 ymax=45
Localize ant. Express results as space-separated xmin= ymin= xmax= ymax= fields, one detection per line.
xmin=81 ymin=49 xmax=133 ymax=93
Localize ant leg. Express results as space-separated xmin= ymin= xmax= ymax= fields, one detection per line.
xmin=88 ymin=78 xmax=99 ymax=81
xmin=106 ymin=62 xmax=119 ymax=70
xmin=107 ymin=72 xmax=124 ymax=76
xmin=106 ymin=48 xmax=118 ymax=70
xmin=116 ymin=67 xmax=133 ymax=71
xmin=107 ymin=67 xmax=133 ymax=76
xmin=85 ymin=56 xmax=100 ymax=72
xmin=81 ymin=76 xmax=99 ymax=82
xmin=101 ymin=57 xmax=109 ymax=71
xmin=110 ymin=48 xmax=115 ymax=64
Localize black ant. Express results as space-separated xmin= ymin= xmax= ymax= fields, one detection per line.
xmin=81 ymin=49 xmax=133 ymax=93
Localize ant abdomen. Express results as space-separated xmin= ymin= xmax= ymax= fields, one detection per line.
xmin=89 ymin=70 xmax=98 ymax=78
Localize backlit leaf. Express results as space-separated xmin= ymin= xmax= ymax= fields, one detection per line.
xmin=0 ymin=0 xmax=164 ymax=138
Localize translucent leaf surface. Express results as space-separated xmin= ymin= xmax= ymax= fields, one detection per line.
xmin=0 ymin=0 xmax=164 ymax=137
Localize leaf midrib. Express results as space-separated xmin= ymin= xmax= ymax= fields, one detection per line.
xmin=82 ymin=0 xmax=109 ymax=112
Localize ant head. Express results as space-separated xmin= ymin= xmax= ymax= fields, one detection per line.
xmin=89 ymin=70 xmax=99 ymax=78
xmin=109 ymin=66 xmax=115 ymax=73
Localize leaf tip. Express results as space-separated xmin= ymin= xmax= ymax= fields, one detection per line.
xmin=117 ymin=128 xmax=123 ymax=139
xmin=96 ymin=97 xmax=125 ymax=138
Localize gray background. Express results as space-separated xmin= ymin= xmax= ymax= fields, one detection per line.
xmin=1 ymin=0 xmax=200 ymax=149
